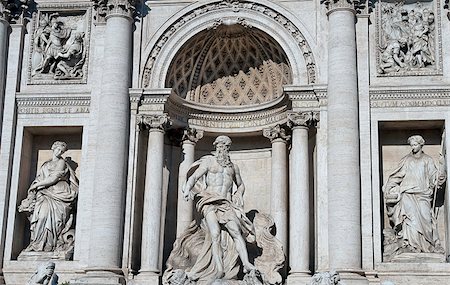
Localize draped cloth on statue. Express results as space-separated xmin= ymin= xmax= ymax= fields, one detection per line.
xmin=384 ymin=153 xmax=441 ymax=252
xmin=164 ymin=190 xmax=255 ymax=282
xmin=26 ymin=159 xmax=79 ymax=252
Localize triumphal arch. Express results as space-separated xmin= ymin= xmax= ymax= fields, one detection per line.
xmin=0 ymin=0 xmax=449 ymax=284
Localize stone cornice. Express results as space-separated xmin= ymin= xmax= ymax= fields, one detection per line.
xmin=263 ymin=124 xmax=291 ymax=143
xmin=287 ymin=111 xmax=319 ymax=129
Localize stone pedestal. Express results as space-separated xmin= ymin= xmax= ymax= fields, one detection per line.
xmin=263 ymin=125 xmax=290 ymax=251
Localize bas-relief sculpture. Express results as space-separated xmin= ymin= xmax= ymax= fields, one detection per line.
xmin=31 ymin=12 xmax=87 ymax=81
xmin=163 ymin=136 xmax=284 ymax=285
xmin=18 ymin=141 xmax=79 ymax=260
xmin=378 ymin=1 xmax=436 ymax=74
xmin=26 ymin=262 xmax=58 ymax=285
xmin=382 ymin=135 xmax=447 ymax=262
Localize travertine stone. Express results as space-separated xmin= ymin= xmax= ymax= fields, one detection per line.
xmin=26 ymin=261 xmax=58 ymax=285
xmin=88 ymin=0 xmax=133 ymax=274
xmin=176 ymin=128 xmax=203 ymax=237
xmin=263 ymin=125 xmax=290 ymax=251
xmin=287 ymin=111 xmax=319 ymax=277
xmin=140 ymin=114 xmax=170 ymax=275
xmin=326 ymin=5 xmax=362 ymax=273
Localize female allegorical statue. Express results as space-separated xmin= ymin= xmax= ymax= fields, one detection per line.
xmin=383 ymin=135 xmax=446 ymax=257
xmin=18 ymin=141 xmax=79 ymax=254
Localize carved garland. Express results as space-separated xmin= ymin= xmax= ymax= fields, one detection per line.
xmin=142 ymin=0 xmax=317 ymax=87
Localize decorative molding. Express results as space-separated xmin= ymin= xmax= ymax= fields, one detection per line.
xmin=142 ymin=0 xmax=317 ymax=87
xmin=137 ymin=114 xmax=171 ymax=131
xmin=370 ymin=88 xmax=450 ymax=108
xmin=375 ymin=0 xmax=443 ymax=77
xmin=27 ymin=4 xmax=92 ymax=85
xmin=16 ymin=96 xmax=90 ymax=114
xmin=263 ymin=124 xmax=291 ymax=142
xmin=287 ymin=111 xmax=319 ymax=129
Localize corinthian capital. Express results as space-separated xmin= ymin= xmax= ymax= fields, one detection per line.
xmin=1 ymin=0 xmax=31 ymax=23
xmin=0 ymin=1 xmax=10 ymax=22
xmin=137 ymin=114 xmax=171 ymax=131
xmin=263 ymin=125 xmax=291 ymax=143
xmin=182 ymin=128 xmax=204 ymax=144
xmin=321 ymin=0 xmax=356 ymax=13
xmin=94 ymin=0 xmax=136 ymax=21
xmin=287 ymin=111 xmax=319 ymax=129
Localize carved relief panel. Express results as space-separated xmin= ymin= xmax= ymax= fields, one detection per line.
xmin=28 ymin=4 xmax=91 ymax=85
xmin=376 ymin=0 xmax=443 ymax=76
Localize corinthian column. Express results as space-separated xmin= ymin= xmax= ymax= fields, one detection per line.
xmin=88 ymin=0 xmax=135 ymax=278
xmin=177 ymin=128 xmax=203 ymax=237
xmin=286 ymin=111 xmax=319 ymax=284
xmin=0 ymin=1 xmax=10 ymax=131
xmin=137 ymin=114 xmax=170 ymax=283
xmin=263 ymin=125 xmax=290 ymax=251
xmin=323 ymin=0 xmax=364 ymax=281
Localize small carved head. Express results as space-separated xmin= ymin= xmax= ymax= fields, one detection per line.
xmin=51 ymin=141 xmax=68 ymax=154
xmin=407 ymin=135 xmax=425 ymax=153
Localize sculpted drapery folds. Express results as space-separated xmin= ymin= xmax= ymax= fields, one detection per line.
xmin=18 ymin=141 xmax=79 ymax=256
xmin=163 ymin=136 xmax=284 ymax=285
xmin=383 ymin=135 xmax=446 ymax=260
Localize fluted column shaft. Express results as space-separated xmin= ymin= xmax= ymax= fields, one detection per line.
xmin=287 ymin=112 xmax=318 ymax=276
xmin=264 ymin=125 xmax=290 ymax=250
xmin=88 ymin=2 xmax=133 ymax=270
xmin=326 ymin=3 xmax=361 ymax=271
xmin=177 ymin=128 xmax=203 ymax=237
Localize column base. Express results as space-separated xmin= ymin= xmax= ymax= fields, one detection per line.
xmin=338 ymin=272 xmax=369 ymax=285
xmin=130 ymin=271 xmax=160 ymax=285
xmin=287 ymin=273 xmax=312 ymax=285
xmin=71 ymin=270 xmax=125 ymax=285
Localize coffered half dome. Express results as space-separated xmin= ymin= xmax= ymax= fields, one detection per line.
xmin=166 ymin=24 xmax=292 ymax=106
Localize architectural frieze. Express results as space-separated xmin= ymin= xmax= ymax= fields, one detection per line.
xmin=16 ymin=95 xmax=90 ymax=114
xmin=370 ymin=88 xmax=450 ymax=108
xmin=142 ymin=0 xmax=317 ymax=88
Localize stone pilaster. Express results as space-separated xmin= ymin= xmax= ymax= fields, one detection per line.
xmin=177 ymin=128 xmax=203 ymax=237
xmin=137 ymin=114 xmax=171 ymax=283
xmin=323 ymin=0 xmax=365 ymax=282
xmin=263 ymin=124 xmax=290 ymax=251
xmin=0 ymin=0 xmax=9 ymax=135
xmin=286 ymin=112 xmax=319 ymax=284
xmin=87 ymin=0 xmax=135 ymax=280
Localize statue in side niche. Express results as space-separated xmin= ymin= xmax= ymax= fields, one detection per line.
xmin=163 ymin=136 xmax=284 ymax=285
xmin=18 ymin=141 xmax=78 ymax=259
xmin=26 ymin=261 xmax=58 ymax=285
xmin=383 ymin=135 xmax=446 ymax=261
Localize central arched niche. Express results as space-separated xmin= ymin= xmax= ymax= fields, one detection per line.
xmin=166 ymin=24 xmax=292 ymax=106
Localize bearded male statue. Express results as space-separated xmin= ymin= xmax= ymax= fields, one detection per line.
xmin=163 ymin=135 xmax=284 ymax=285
